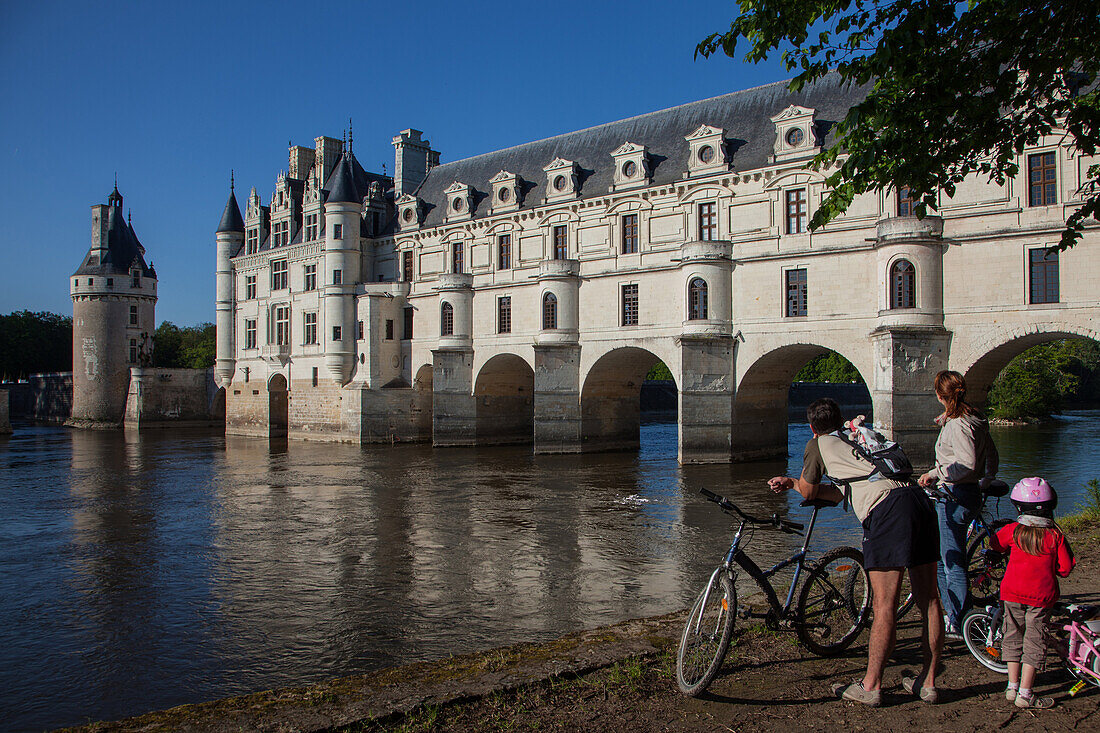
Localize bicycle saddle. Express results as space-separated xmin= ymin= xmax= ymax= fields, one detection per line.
xmin=800 ymin=497 xmax=841 ymax=509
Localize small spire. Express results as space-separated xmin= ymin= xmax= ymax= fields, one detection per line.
xmin=128 ymin=209 xmax=132 ymax=225
xmin=230 ymin=169 xmax=235 ymax=192
xmin=348 ymin=118 xmax=353 ymax=154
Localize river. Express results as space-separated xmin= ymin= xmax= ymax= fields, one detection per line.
xmin=1 ymin=411 xmax=1098 ymax=731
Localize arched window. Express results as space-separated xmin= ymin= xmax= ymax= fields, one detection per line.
xmin=889 ymin=259 xmax=916 ymax=309
xmin=440 ymin=302 xmax=454 ymax=336
xmin=542 ymin=292 xmax=558 ymax=330
xmin=688 ymin=277 xmax=708 ymax=320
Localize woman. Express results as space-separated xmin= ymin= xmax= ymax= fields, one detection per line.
xmin=917 ymin=370 xmax=999 ymax=638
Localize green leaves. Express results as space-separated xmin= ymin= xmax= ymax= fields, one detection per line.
xmin=699 ymin=0 xmax=1100 ymax=246
xmin=0 ymin=311 xmax=72 ymax=380
xmin=153 ymin=322 xmax=216 ymax=369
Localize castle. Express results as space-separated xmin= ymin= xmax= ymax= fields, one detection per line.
xmin=215 ymin=74 xmax=1099 ymax=462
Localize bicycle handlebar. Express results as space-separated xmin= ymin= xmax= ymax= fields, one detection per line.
xmin=699 ymin=488 xmax=805 ymax=533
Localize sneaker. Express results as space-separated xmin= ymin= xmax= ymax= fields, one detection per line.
xmin=902 ymin=674 xmax=939 ymax=704
xmin=831 ymin=680 xmax=882 ymax=707
xmin=944 ymin=623 xmax=963 ymax=642
xmin=1015 ymin=693 xmax=1054 ymax=709
xmin=1005 ymin=686 xmax=1017 ymax=702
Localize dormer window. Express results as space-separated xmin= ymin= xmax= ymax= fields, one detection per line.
xmin=396 ymin=194 xmax=421 ymax=230
xmin=445 ymin=182 xmax=473 ymax=221
xmin=770 ymin=105 xmax=818 ymax=163
xmin=543 ymin=158 xmax=579 ymax=202
xmin=685 ymin=125 xmax=728 ymax=176
xmin=131 ymin=269 xmax=141 ymax=288
xmin=610 ymin=142 xmax=650 ymax=191
xmin=246 ymin=228 xmax=259 ymax=253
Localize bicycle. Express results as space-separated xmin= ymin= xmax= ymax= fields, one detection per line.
xmin=897 ymin=481 xmax=1011 ymax=618
xmin=676 ymin=488 xmax=871 ymax=696
xmin=962 ymin=602 xmax=1100 ymax=695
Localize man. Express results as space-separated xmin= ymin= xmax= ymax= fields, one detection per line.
xmin=768 ymin=398 xmax=944 ymax=706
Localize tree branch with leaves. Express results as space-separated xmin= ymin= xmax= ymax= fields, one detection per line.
xmin=698 ymin=0 xmax=1100 ymax=249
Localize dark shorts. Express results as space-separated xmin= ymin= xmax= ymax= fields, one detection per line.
xmin=861 ymin=484 xmax=940 ymax=570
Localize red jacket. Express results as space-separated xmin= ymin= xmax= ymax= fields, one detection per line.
xmin=989 ymin=522 xmax=1076 ymax=608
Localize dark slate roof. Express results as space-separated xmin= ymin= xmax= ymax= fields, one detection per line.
xmin=75 ymin=201 xmax=154 ymax=277
xmin=216 ymin=189 xmax=245 ymax=233
xmin=412 ymin=73 xmax=870 ymax=228
xmin=322 ymin=153 xmax=392 ymax=205
xmin=325 ymin=155 xmax=358 ymax=203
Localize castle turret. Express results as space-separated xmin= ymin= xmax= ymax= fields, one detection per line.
xmin=70 ymin=185 xmax=157 ymax=425
xmin=215 ymin=177 xmax=245 ymax=387
xmin=323 ymin=154 xmax=361 ymax=384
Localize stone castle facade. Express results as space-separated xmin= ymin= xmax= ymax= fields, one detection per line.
xmin=216 ymin=74 xmax=1099 ymax=462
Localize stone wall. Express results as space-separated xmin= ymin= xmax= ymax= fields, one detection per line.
xmin=0 ymin=389 xmax=10 ymax=434
xmin=124 ymin=367 xmax=220 ymax=427
xmin=4 ymin=373 xmax=73 ymax=423
xmin=226 ymin=380 xmax=273 ymax=437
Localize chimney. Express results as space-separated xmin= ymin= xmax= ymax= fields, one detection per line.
xmin=392 ymin=129 xmax=439 ymax=197
xmin=289 ymin=145 xmax=316 ymax=180
xmin=315 ymin=136 xmax=344 ymax=187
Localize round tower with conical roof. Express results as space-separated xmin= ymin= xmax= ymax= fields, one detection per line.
xmin=70 ymin=185 xmax=157 ymax=424
xmin=215 ymin=176 xmax=245 ymax=388
xmin=323 ymin=153 xmax=361 ymax=384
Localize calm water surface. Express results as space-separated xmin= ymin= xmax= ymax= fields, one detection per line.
xmin=1 ymin=411 xmax=1098 ymax=731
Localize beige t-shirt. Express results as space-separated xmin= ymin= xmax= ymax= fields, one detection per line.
xmin=801 ymin=434 xmax=908 ymax=522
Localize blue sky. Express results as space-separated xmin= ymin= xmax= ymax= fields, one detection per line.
xmin=0 ymin=1 xmax=790 ymax=326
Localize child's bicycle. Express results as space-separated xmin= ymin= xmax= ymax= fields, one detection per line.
xmin=897 ymin=480 xmax=1011 ymax=618
xmin=962 ymin=602 xmax=1100 ymax=695
xmin=676 ymin=488 xmax=871 ymax=696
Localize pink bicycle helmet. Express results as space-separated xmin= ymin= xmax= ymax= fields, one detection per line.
xmin=1010 ymin=477 xmax=1057 ymax=516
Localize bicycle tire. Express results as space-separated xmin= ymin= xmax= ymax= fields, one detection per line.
xmin=962 ymin=608 xmax=1007 ymax=674
xmin=796 ymin=546 xmax=870 ymax=656
xmin=677 ymin=570 xmax=736 ymax=696
xmin=967 ymin=519 xmax=1011 ymax=607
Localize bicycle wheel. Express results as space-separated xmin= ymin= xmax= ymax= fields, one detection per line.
xmin=796 ymin=547 xmax=870 ymax=656
xmin=677 ymin=570 xmax=736 ymax=696
xmin=961 ymin=608 xmax=1008 ymax=674
xmin=967 ymin=519 xmax=1010 ymax=607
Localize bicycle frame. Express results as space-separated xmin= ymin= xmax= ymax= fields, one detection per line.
xmin=1065 ymin=621 xmax=1100 ymax=683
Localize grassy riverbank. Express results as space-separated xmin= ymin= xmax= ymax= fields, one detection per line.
xmin=65 ymin=520 xmax=1100 ymax=733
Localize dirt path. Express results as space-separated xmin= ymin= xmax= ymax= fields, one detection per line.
xmin=66 ymin=526 xmax=1100 ymax=733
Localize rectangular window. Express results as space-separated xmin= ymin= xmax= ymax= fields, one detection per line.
xmin=131 ymin=269 xmax=141 ymax=288
xmin=129 ymin=305 xmax=138 ymax=326
xmin=312 ymin=367 xmax=318 ymax=387
xmin=273 ymin=220 xmax=290 ymax=247
xmin=333 ymin=223 xmax=343 ymax=240
xmin=698 ymin=202 xmax=717 ymax=241
xmin=271 ymin=259 xmax=288 ymax=290
xmin=303 ymin=311 xmax=317 ymax=344
xmin=897 ymin=187 xmax=916 ymax=217
xmin=385 ymin=319 xmax=394 ymax=340
xmin=1028 ymin=152 xmax=1057 ymax=207
xmin=129 ymin=339 xmax=138 ymax=364
xmin=245 ymin=274 xmax=257 ymax=299
xmin=357 ymin=320 xmax=364 ymax=340
xmin=452 ymin=242 xmax=464 ymax=273
xmin=246 ymin=228 xmax=259 ymax=254
xmin=303 ymin=264 xmax=316 ymax=291
xmin=786 ymin=189 xmax=807 ymax=234
xmin=622 ymin=214 xmax=639 ymax=253
xmin=403 ymin=251 xmax=413 ymax=282
xmin=498 ymin=296 xmax=512 ymax=334
xmin=621 ymin=284 xmax=639 ymax=326
xmin=1029 ymin=249 xmax=1059 ymax=304
xmin=332 ymin=269 xmax=342 ymax=285
xmin=785 ymin=268 xmax=808 ymax=317
xmin=274 ymin=306 xmax=290 ymax=345
xmin=244 ymin=319 xmax=257 ymax=349
xmin=498 ymin=234 xmax=512 ymax=270
xmin=553 ymin=225 xmax=568 ymax=259
xmin=403 ymin=306 xmax=414 ymax=339
xmin=332 ymin=325 xmax=342 ymax=342
xmin=305 ymin=213 xmax=318 ymax=241
xmin=106 ymin=278 xmax=113 ymax=289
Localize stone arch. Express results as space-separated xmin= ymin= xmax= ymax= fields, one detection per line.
xmin=211 ymin=386 xmax=226 ymax=424
xmin=732 ymin=341 xmax=871 ymax=461
xmin=580 ymin=346 xmax=675 ymax=453
xmin=474 ymin=353 xmax=534 ymax=445
xmin=267 ymin=373 xmax=288 ymax=438
xmin=954 ymin=323 xmax=1100 ymax=406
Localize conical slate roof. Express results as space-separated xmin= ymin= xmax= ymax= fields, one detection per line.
xmin=216 ymin=189 xmax=245 ymax=233
xmin=74 ymin=194 xmax=154 ymax=278
xmin=324 ymin=154 xmax=359 ymax=204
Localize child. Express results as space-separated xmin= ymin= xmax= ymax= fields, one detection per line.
xmin=988 ymin=477 xmax=1076 ymax=709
